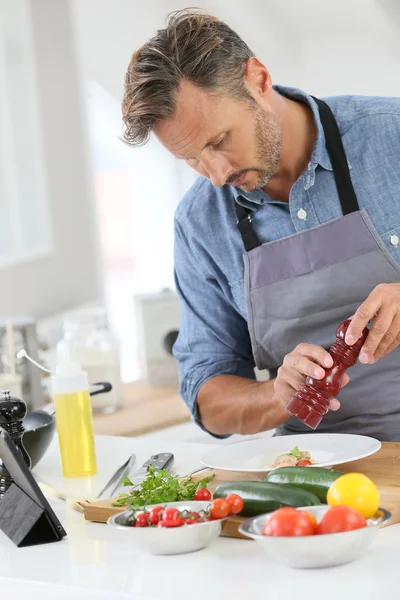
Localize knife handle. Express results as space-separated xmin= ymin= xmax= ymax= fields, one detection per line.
xmin=142 ymin=453 xmax=174 ymax=471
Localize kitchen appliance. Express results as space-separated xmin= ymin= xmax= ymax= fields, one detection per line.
xmin=133 ymin=289 xmax=180 ymax=386
xmin=0 ymin=317 xmax=43 ymax=410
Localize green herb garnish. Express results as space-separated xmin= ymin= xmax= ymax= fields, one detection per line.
xmin=286 ymin=446 xmax=304 ymax=459
xmin=111 ymin=464 xmax=214 ymax=507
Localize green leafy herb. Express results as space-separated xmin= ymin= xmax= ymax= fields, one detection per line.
xmin=111 ymin=465 xmax=215 ymax=508
xmin=286 ymin=446 xmax=304 ymax=459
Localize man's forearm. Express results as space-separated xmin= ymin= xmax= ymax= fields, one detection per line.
xmin=196 ymin=374 xmax=290 ymax=436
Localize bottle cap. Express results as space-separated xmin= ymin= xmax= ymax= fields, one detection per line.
xmin=52 ymin=357 xmax=89 ymax=395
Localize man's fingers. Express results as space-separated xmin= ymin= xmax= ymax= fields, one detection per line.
xmin=345 ymin=294 xmax=382 ymax=346
xmin=292 ymin=343 xmax=333 ymax=368
xmin=357 ymin=307 xmax=397 ymax=363
xmin=329 ymin=398 xmax=340 ymax=411
xmin=369 ymin=313 xmax=400 ymax=362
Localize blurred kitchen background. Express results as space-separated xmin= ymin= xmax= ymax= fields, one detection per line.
xmin=1 ymin=0 xmax=399 ymax=435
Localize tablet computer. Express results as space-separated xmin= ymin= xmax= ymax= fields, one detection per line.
xmin=0 ymin=427 xmax=66 ymax=541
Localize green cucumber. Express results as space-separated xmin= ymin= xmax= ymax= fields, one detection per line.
xmin=213 ymin=481 xmax=321 ymax=517
xmin=265 ymin=467 xmax=344 ymax=502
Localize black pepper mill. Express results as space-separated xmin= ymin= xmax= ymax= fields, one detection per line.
xmin=0 ymin=389 xmax=31 ymax=498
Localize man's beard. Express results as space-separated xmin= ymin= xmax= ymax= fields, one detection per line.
xmin=252 ymin=107 xmax=282 ymax=189
xmin=228 ymin=107 xmax=282 ymax=192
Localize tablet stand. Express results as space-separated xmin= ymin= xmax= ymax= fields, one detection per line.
xmin=0 ymin=390 xmax=65 ymax=546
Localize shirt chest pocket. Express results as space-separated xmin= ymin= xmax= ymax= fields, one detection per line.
xmin=381 ymin=226 xmax=400 ymax=266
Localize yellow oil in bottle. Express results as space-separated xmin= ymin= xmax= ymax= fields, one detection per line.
xmin=55 ymin=389 xmax=97 ymax=478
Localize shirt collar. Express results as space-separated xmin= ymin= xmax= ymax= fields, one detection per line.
xmin=232 ymin=84 xmax=335 ymax=208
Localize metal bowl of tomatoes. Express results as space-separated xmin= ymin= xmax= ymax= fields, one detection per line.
xmin=239 ymin=504 xmax=391 ymax=569
xmin=107 ymin=500 xmax=229 ymax=555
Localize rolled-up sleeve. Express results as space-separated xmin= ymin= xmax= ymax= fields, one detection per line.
xmin=173 ymin=217 xmax=255 ymax=437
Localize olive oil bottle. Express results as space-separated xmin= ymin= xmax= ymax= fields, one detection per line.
xmin=53 ymin=360 xmax=97 ymax=478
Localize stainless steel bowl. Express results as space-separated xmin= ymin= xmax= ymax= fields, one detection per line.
xmin=107 ymin=500 xmax=222 ymax=555
xmin=239 ymin=505 xmax=391 ymax=569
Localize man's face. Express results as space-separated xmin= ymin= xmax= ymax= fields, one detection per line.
xmin=154 ymin=80 xmax=282 ymax=192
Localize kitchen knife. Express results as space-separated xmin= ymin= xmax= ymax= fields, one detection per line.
xmin=127 ymin=452 xmax=174 ymax=486
xmin=97 ymin=453 xmax=136 ymax=499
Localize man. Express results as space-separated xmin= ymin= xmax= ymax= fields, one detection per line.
xmin=121 ymin=9 xmax=400 ymax=441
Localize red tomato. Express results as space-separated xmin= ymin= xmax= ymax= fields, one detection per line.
xmin=225 ymin=493 xmax=244 ymax=515
xmin=182 ymin=517 xmax=200 ymax=525
xmin=148 ymin=506 xmax=165 ymax=525
xmin=316 ymin=505 xmax=367 ymax=535
xmin=297 ymin=459 xmax=312 ymax=466
xmin=194 ymin=488 xmax=212 ymax=501
xmin=157 ymin=521 xmax=166 ymax=527
xmin=181 ymin=510 xmax=201 ymax=525
xmin=135 ymin=512 xmax=149 ymax=527
xmin=161 ymin=507 xmax=184 ymax=528
xmin=304 ymin=511 xmax=318 ymax=529
xmin=210 ymin=498 xmax=231 ymax=519
xmin=262 ymin=507 xmax=316 ymax=537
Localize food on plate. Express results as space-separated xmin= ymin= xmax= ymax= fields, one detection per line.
xmin=269 ymin=446 xmax=316 ymax=468
xmin=125 ymin=495 xmax=244 ymax=528
xmin=261 ymin=505 xmax=367 ymax=537
xmin=213 ymin=481 xmax=320 ymax=517
xmin=111 ymin=464 xmax=214 ymax=507
xmin=316 ymin=505 xmax=367 ymax=534
xmin=262 ymin=507 xmax=317 ymax=537
xmin=327 ymin=472 xmax=380 ymax=519
xmin=265 ymin=466 xmax=344 ymax=502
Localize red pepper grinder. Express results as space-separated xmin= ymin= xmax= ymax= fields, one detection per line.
xmin=285 ymin=319 xmax=369 ymax=430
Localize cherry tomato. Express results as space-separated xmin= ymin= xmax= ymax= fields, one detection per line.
xmin=181 ymin=510 xmax=201 ymax=525
xmin=157 ymin=520 xmax=166 ymax=527
xmin=262 ymin=507 xmax=316 ymax=537
xmin=161 ymin=507 xmax=184 ymax=528
xmin=316 ymin=505 xmax=367 ymax=535
xmin=225 ymin=493 xmax=244 ymax=515
xmin=135 ymin=512 xmax=149 ymax=527
xmin=297 ymin=459 xmax=312 ymax=466
xmin=194 ymin=488 xmax=212 ymax=501
xmin=182 ymin=517 xmax=200 ymax=525
xmin=210 ymin=498 xmax=231 ymax=519
xmin=304 ymin=511 xmax=318 ymax=529
xmin=148 ymin=506 xmax=165 ymax=525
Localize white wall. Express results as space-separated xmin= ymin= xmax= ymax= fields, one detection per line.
xmin=71 ymin=0 xmax=400 ymax=101
xmin=0 ymin=0 xmax=102 ymax=319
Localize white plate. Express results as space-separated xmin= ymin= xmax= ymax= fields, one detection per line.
xmin=200 ymin=433 xmax=381 ymax=472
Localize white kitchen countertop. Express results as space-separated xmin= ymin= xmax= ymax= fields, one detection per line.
xmin=0 ymin=422 xmax=398 ymax=599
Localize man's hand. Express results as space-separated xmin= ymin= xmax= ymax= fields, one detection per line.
xmin=345 ymin=283 xmax=400 ymax=364
xmin=274 ymin=343 xmax=350 ymax=411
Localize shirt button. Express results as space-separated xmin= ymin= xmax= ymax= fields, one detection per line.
xmin=390 ymin=234 xmax=399 ymax=247
xmin=297 ymin=208 xmax=307 ymax=220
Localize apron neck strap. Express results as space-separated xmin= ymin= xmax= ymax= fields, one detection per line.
xmin=235 ymin=204 xmax=261 ymax=251
xmin=311 ymin=97 xmax=360 ymax=216
xmin=235 ymin=96 xmax=360 ymax=252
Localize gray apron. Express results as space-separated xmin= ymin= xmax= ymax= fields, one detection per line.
xmin=235 ymin=97 xmax=400 ymax=441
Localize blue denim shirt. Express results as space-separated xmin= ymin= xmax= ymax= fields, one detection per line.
xmin=173 ymin=85 xmax=400 ymax=434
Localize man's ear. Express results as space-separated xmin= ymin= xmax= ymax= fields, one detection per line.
xmin=243 ymin=57 xmax=272 ymax=101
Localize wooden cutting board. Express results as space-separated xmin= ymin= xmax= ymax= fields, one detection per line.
xmin=77 ymin=441 xmax=400 ymax=540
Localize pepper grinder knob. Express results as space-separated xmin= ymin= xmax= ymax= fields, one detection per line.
xmin=0 ymin=389 xmax=31 ymax=498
